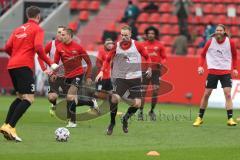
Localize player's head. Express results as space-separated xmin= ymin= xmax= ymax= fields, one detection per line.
xmin=104 ymin=38 xmax=114 ymax=51
xmin=120 ymin=25 xmax=132 ymax=42
xmin=56 ymin=25 xmax=66 ymax=41
xmin=61 ymin=28 xmax=74 ymax=44
xmin=26 ymin=6 xmax=41 ymax=23
xmin=145 ymin=26 xmax=159 ymax=41
xmin=214 ymin=24 xmax=228 ymax=40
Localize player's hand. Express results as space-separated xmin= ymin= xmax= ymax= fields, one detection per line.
xmin=50 ymin=63 xmax=59 ymax=70
xmin=198 ymin=67 xmax=204 ymax=75
xmin=146 ymin=67 xmax=152 ymax=78
xmin=86 ymin=78 xmax=92 ymax=85
xmin=95 ymin=71 xmax=103 ymax=82
xmin=233 ymin=69 xmax=238 ymax=78
xmin=43 ymin=70 xmax=53 ymax=76
xmin=50 ymin=74 xmax=57 ymax=82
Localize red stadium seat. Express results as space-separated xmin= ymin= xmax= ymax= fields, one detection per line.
xmin=203 ymin=4 xmax=213 ymax=14
xmin=70 ymin=0 xmax=78 ymax=10
xmin=160 ymin=25 xmax=171 ymax=34
xmin=78 ymin=1 xmax=89 ymax=10
xmin=230 ymin=26 xmax=239 ymax=36
xmin=78 ymin=11 xmax=89 ymax=21
xmin=159 ymin=3 xmax=172 ymax=13
xmin=89 ymin=1 xmax=100 ymax=11
xmin=169 ymin=15 xmax=178 ymax=24
xmin=214 ymin=15 xmax=228 ymax=25
xmin=203 ymin=15 xmax=214 ymax=24
xmin=138 ymin=2 xmax=148 ymax=10
xmin=148 ymin=13 xmax=160 ymax=23
xmin=213 ymin=4 xmax=226 ymax=14
xmin=137 ymin=13 xmax=149 ymax=23
xmin=159 ymin=14 xmax=171 ymax=23
xmin=138 ymin=23 xmax=149 ymax=34
xmin=161 ymin=36 xmax=174 ymax=46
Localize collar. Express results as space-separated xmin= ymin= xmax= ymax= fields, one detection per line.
xmin=27 ymin=19 xmax=38 ymax=24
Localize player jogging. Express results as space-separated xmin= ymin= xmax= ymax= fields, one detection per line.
xmin=38 ymin=25 xmax=67 ymax=116
xmin=53 ymin=28 xmax=98 ymax=128
xmin=193 ymin=24 xmax=238 ymax=127
xmin=95 ymin=38 xmax=115 ymax=99
xmin=96 ymin=25 xmax=152 ymax=135
xmin=138 ymin=26 xmax=167 ymax=121
xmin=0 ymin=6 xmax=58 ymax=142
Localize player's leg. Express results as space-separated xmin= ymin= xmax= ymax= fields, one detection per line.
xmin=48 ymin=92 xmax=58 ymax=116
xmin=122 ymin=78 xmax=142 ymax=133
xmin=149 ymin=65 xmax=161 ymax=121
xmin=193 ymin=74 xmax=217 ymax=126
xmin=1 ymin=67 xmax=35 ymax=141
xmin=75 ymin=84 xmax=100 ymax=113
xmin=138 ymin=73 xmax=150 ymax=121
xmin=65 ymin=75 xmax=84 ymax=128
xmin=47 ymin=77 xmax=61 ymax=116
xmin=220 ymin=74 xmax=237 ymax=126
xmin=66 ymin=84 xmax=78 ymax=128
xmin=106 ymin=93 xmax=121 ymax=135
xmin=106 ymin=78 xmax=127 ymax=135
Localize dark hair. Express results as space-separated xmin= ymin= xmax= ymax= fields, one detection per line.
xmin=58 ymin=25 xmax=66 ymax=29
xmin=63 ymin=28 xmax=74 ymax=38
xmin=105 ymin=38 xmax=113 ymax=42
xmin=26 ymin=6 xmax=41 ymax=19
xmin=144 ymin=26 xmax=160 ymax=40
xmin=128 ymin=0 xmax=133 ymax=5
xmin=121 ymin=25 xmax=132 ymax=32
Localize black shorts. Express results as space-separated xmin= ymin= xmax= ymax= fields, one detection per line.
xmin=206 ymin=74 xmax=232 ymax=89
xmin=65 ymin=74 xmax=84 ymax=88
xmin=142 ymin=64 xmax=161 ymax=85
xmin=48 ymin=76 xmax=69 ymax=94
xmin=142 ymin=69 xmax=161 ymax=86
xmin=113 ymin=78 xmax=142 ymax=99
xmin=8 ymin=67 xmax=35 ymax=94
xmin=96 ymin=79 xmax=113 ymax=91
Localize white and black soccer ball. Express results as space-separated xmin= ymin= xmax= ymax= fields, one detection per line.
xmin=55 ymin=127 xmax=70 ymax=142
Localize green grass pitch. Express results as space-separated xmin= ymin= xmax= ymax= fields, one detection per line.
xmin=0 ymin=96 xmax=240 ymax=160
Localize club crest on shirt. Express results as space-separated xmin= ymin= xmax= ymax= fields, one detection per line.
xmin=72 ymin=50 xmax=78 ymax=54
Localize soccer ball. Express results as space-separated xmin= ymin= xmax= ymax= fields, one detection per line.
xmin=55 ymin=127 xmax=70 ymax=142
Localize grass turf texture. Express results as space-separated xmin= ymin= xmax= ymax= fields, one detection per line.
xmin=0 ymin=96 xmax=240 ymax=160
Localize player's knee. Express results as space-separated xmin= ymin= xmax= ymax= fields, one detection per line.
xmin=16 ymin=92 xmax=23 ymax=100
xmin=48 ymin=93 xmax=58 ymax=102
xmin=111 ymin=94 xmax=120 ymax=103
xmin=66 ymin=94 xmax=75 ymax=101
xmin=133 ymin=99 xmax=141 ymax=108
xmin=204 ymin=91 xmax=212 ymax=98
xmin=22 ymin=94 xmax=34 ymax=104
xmin=224 ymin=93 xmax=231 ymax=100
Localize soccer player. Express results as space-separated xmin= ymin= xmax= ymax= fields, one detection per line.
xmin=138 ymin=26 xmax=167 ymax=121
xmin=96 ymin=25 xmax=152 ymax=135
xmin=193 ymin=24 xmax=238 ymax=127
xmin=53 ymin=28 xmax=97 ymax=128
xmin=38 ymin=25 xmax=67 ymax=116
xmin=0 ymin=6 xmax=58 ymax=142
xmin=95 ymin=38 xmax=115 ymax=98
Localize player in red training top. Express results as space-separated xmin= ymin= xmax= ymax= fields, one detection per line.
xmin=0 ymin=6 xmax=58 ymax=142
xmin=95 ymin=38 xmax=115 ymax=98
xmin=37 ymin=26 xmax=67 ymax=116
xmin=96 ymin=25 xmax=152 ymax=135
xmin=53 ymin=28 xmax=98 ymax=128
xmin=138 ymin=26 xmax=167 ymax=121
xmin=193 ymin=24 xmax=238 ymax=127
